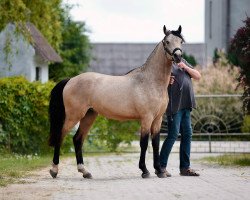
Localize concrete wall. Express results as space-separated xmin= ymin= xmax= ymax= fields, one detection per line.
xmin=0 ymin=24 xmax=48 ymax=83
xmin=89 ymin=43 xmax=206 ymax=75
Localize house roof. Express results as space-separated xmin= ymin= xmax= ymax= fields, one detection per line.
xmin=26 ymin=22 xmax=62 ymax=63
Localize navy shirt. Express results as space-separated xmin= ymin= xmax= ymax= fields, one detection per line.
xmin=166 ymin=59 xmax=196 ymax=116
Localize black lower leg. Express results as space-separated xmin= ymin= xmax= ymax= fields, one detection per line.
xmin=73 ymin=128 xmax=84 ymax=165
xmin=139 ymin=134 xmax=149 ymax=173
xmin=152 ymin=133 xmax=161 ymax=172
xmin=53 ymin=144 xmax=60 ymax=165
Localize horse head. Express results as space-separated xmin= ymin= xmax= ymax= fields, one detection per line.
xmin=162 ymin=25 xmax=185 ymax=63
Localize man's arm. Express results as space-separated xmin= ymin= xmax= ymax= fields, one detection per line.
xmin=177 ymin=62 xmax=201 ymax=81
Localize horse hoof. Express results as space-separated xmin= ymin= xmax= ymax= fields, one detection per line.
xmin=141 ymin=172 xmax=150 ymax=178
xmin=156 ymin=172 xmax=167 ymax=178
xmin=83 ymin=172 xmax=93 ymax=179
xmin=49 ymin=169 xmax=58 ymax=178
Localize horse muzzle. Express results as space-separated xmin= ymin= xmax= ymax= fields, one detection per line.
xmin=173 ymin=53 xmax=182 ymax=63
xmin=172 ymin=48 xmax=182 ymax=63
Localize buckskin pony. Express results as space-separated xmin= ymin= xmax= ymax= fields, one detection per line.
xmin=48 ymin=25 xmax=184 ymax=179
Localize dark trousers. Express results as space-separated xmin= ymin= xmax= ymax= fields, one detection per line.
xmin=160 ymin=109 xmax=192 ymax=169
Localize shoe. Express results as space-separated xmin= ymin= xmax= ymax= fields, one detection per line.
xmin=180 ymin=168 xmax=200 ymax=176
xmin=157 ymin=168 xmax=171 ymax=177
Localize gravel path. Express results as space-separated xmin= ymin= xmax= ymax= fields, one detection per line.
xmin=0 ymin=153 xmax=250 ymax=200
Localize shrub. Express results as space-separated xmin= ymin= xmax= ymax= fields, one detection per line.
xmin=89 ymin=116 xmax=139 ymax=152
xmin=183 ymin=52 xmax=197 ymax=66
xmin=193 ymin=64 xmax=242 ymax=94
xmin=0 ymin=77 xmax=55 ymax=154
xmin=228 ymin=16 xmax=250 ymax=114
xmin=242 ymin=115 xmax=250 ymax=133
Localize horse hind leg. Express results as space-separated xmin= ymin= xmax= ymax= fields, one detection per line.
xmin=73 ymin=109 xmax=98 ymax=179
xmin=50 ymin=114 xmax=81 ymax=178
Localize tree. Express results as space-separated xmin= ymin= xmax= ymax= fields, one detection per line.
xmin=228 ymin=16 xmax=250 ymax=114
xmin=0 ymin=0 xmax=63 ymax=51
xmin=49 ymin=16 xmax=91 ymax=81
xmin=0 ymin=0 xmax=91 ymax=81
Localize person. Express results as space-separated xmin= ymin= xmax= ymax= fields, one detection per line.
xmin=159 ymin=58 xmax=201 ymax=177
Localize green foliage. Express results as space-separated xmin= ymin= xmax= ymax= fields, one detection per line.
xmin=0 ymin=0 xmax=91 ymax=83
xmin=213 ymin=49 xmax=230 ymax=67
xmin=89 ymin=116 xmax=140 ymax=152
xmin=49 ymin=16 xmax=91 ymax=81
xmin=228 ymin=16 xmax=250 ymax=114
xmin=242 ymin=115 xmax=250 ymax=133
xmin=0 ymin=0 xmax=63 ymax=51
xmin=0 ymin=77 xmax=55 ymax=154
xmin=182 ymin=52 xmax=197 ymax=66
xmin=213 ymin=48 xmax=220 ymax=64
xmin=201 ymin=154 xmax=250 ymax=166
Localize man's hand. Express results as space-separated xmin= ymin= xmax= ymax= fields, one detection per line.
xmin=169 ymin=76 xmax=175 ymax=85
xmin=177 ymin=61 xmax=201 ymax=81
xmin=177 ymin=62 xmax=186 ymax=69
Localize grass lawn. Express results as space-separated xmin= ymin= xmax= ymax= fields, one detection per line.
xmin=201 ymin=153 xmax=250 ymax=166
xmin=0 ymin=154 xmax=52 ymax=187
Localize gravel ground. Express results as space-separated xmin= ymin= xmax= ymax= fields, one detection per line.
xmin=0 ymin=153 xmax=250 ymax=200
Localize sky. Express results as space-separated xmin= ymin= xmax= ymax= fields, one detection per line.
xmin=65 ymin=0 xmax=205 ymax=43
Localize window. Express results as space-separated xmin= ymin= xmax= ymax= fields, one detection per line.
xmin=35 ymin=67 xmax=41 ymax=81
xmin=209 ymin=1 xmax=212 ymax=39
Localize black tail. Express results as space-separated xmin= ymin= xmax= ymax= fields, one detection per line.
xmin=48 ymin=79 xmax=70 ymax=147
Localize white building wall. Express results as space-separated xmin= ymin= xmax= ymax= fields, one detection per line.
xmin=32 ymin=55 xmax=49 ymax=83
xmin=0 ymin=24 xmax=49 ymax=83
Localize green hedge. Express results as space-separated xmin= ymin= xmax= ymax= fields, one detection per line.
xmin=88 ymin=116 xmax=139 ymax=152
xmin=0 ymin=77 xmax=55 ymax=154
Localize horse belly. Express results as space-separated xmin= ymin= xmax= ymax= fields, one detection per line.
xmin=93 ymin=102 xmax=139 ymax=121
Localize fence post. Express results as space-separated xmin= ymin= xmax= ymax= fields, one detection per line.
xmin=209 ymin=134 xmax=212 ymax=153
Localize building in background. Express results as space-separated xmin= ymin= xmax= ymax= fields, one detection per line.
xmin=205 ymin=0 xmax=250 ymax=62
xmin=0 ymin=23 xmax=62 ymax=83
xmin=89 ymin=43 xmax=206 ymax=75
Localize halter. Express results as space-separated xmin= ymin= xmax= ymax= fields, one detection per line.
xmin=162 ymin=39 xmax=183 ymax=58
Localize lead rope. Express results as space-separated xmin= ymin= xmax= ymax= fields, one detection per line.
xmin=170 ymin=83 xmax=173 ymax=122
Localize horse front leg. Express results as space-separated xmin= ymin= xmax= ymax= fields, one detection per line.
xmin=152 ymin=133 xmax=166 ymax=178
xmin=151 ymin=116 xmax=167 ymax=178
xmin=74 ymin=109 xmax=97 ymax=179
xmin=139 ymin=133 xmax=150 ymax=178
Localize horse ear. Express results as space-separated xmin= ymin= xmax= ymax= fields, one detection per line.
xmin=178 ymin=25 xmax=182 ymax=33
xmin=163 ymin=25 xmax=169 ymax=35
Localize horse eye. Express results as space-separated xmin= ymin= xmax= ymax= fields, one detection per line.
xmin=166 ymin=41 xmax=170 ymax=44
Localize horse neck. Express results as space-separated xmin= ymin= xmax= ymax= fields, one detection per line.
xmin=143 ymin=42 xmax=172 ymax=86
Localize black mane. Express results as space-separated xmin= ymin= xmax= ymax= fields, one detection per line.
xmin=171 ymin=30 xmax=185 ymax=42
